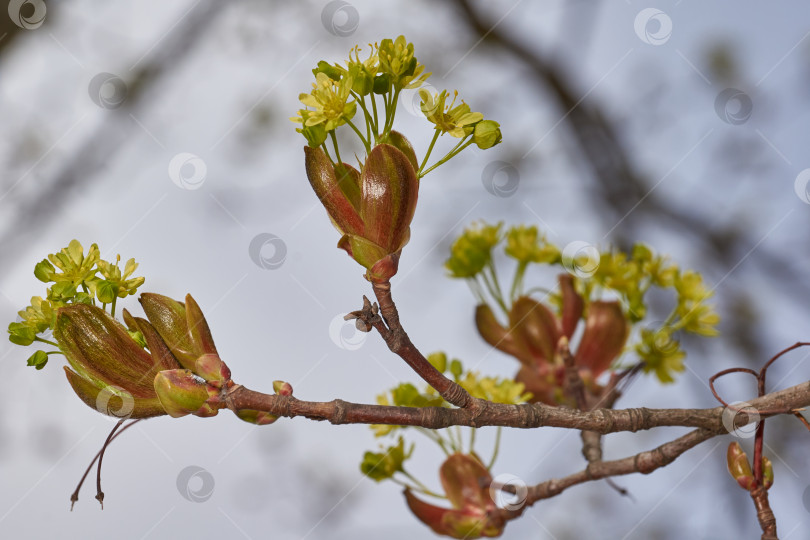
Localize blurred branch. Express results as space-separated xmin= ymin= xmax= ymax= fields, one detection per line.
xmin=0 ymin=2 xmax=227 ymax=274
xmin=452 ymin=0 xmax=809 ymax=362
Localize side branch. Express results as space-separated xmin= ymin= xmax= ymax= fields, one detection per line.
xmin=355 ymin=281 xmax=474 ymax=409
xmin=497 ymin=428 xmax=716 ymax=521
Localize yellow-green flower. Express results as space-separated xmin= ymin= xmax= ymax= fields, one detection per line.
xmin=378 ymin=35 xmax=430 ymax=89
xmin=345 ymin=44 xmax=379 ymax=95
xmin=35 ymin=239 xmax=100 ymax=287
xmin=420 ymin=90 xmax=483 ymax=138
xmin=504 ymin=225 xmax=560 ymax=264
xmin=445 ymin=221 xmax=502 ymax=278
xmin=298 ymin=72 xmax=357 ymax=132
xmin=90 ymin=256 xmax=145 ymax=304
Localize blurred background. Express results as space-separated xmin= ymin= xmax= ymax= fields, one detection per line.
xmin=1 ymin=0 xmax=809 ymax=538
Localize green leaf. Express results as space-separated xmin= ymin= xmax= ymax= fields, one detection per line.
xmin=26 ymin=350 xmax=49 ymax=370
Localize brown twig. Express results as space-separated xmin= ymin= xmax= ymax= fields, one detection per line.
xmin=363 ymin=281 xmax=475 ymax=409
xmin=706 ymin=342 xmax=810 ymax=539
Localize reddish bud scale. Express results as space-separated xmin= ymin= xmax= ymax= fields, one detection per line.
xmin=304 ymin=139 xmax=419 ymax=282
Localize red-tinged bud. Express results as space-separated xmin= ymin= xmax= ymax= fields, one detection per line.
xmin=475 ymin=304 xmax=528 ymax=363
xmin=509 ymin=296 xmax=561 ymax=366
xmin=574 ymin=301 xmax=628 ymax=378
xmin=559 ymin=274 xmax=583 ymax=339
xmin=381 ymin=130 xmax=419 ymax=172
xmin=727 ymin=442 xmax=755 ymax=491
xmin=305 ymin=143 xmax=419 ymax=283
xmin=761 ymin=456 xmax=774 ymax=490
xmin=515 ymin=363 xmax=561 ymax=405
xmin=235 ymin=409 xmax=279 ymax=426
xmin=405 ymin=453 xmax=504 ymax=538
xmin=139 ymin=293 xmax=231 ymax=384
xmin=54 ymin=304 xmax=180 ymax=419
xmin=304 ymin=146 xmax=365 ymax=237
xmin=273 ymin=380 xmax=293 ymax=396
xmin=153 ymin=369 xmax=220 ymax=418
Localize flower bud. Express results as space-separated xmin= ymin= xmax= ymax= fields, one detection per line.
xmin=153 ymin=369 xmax=220 ymax=418
xmin=472 ymin=120 xmax=502 ymax=149
xmin=727 ymin=442 xmax=755 ymax=491
xmin=509 ymin=296 xmax=561 ymax=366
xmin=574 ymin=301 xmax=628 ymax=377
xmin=305 ymin=143 xmax=419 ymax=283
xmin=559 ymin=274 xmax=584 ymax=339
xmin=139 ymin=293 xmax=231 ymax=384
xmin=761 ymin=456 xmax=774 ymax=490
xmin=474 ymin=304 xmax=526 ymax=363
xmin=54 ymin=304 xmax=179 ymax=418
xmin=405 ymin=453 xmax=504 ymax=538
xmin=273 ymin=380 xmax=293 ymax=396
xmin=381 ymin=130 xmax=418 ymax=172
xmin=235 ymin=409 xmax=279 ymax=426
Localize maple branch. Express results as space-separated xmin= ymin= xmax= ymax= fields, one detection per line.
xmin=224 ymin=379 xmax=810 ymax=433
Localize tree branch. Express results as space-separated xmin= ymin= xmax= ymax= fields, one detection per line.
xmin=224 ymin=379 xmax=810 ymax=434
xmin=496 ymin=427 xmax=717 ymax=522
